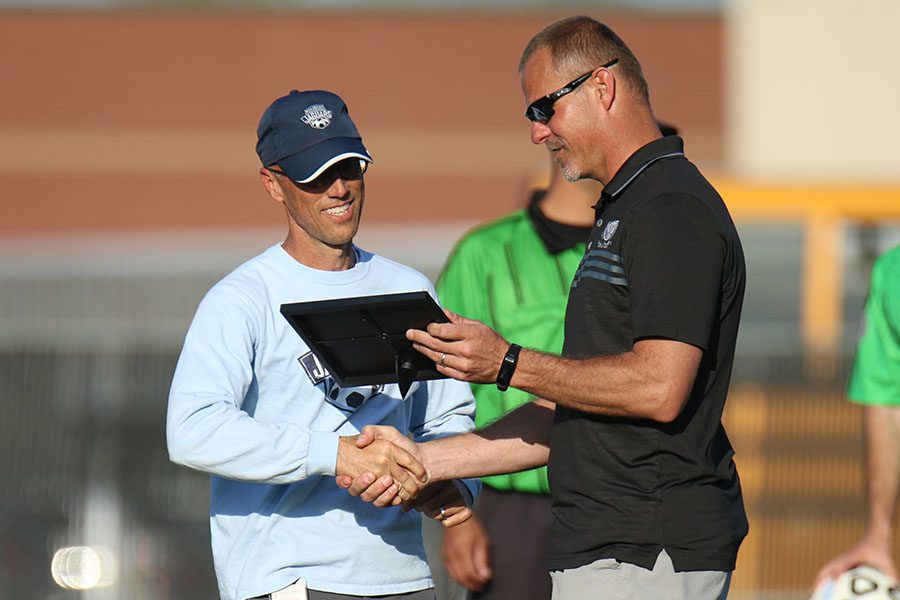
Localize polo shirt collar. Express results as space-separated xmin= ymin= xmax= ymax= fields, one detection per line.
xmin=603 ymin=135 xmax=686 ymax=199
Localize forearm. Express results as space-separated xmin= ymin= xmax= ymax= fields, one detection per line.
xmin=510 ymin=339 xmax=701 ymax=422
xmin=863 ymin=405 xmax=900 ymax=540
xmin=421 ymin=399 xmax=553 ymax=481
xmin=511 ymin=350 xmax=652 ymax=416
xmin=410 ymin=378 xmax=480 ymax=497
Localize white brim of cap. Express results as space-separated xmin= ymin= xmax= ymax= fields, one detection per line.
xmin=296 ymin=152 xmax=374 ymax=183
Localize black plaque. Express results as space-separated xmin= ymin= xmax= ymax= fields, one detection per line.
xmin=280 ymin=291 xmax=450 ymax=398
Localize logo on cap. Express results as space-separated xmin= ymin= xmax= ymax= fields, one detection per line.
xmin=300 ymin=104 xmax=333 ymax=129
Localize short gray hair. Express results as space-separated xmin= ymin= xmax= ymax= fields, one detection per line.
xmin=519 ymin=16 xmax=650 ymax=105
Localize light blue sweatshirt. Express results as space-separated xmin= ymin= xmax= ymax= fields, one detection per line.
xmin=167 ymin=244 xmax=477 ymax=600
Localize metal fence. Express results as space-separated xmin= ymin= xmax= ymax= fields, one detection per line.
xmin=1 ymin=222 xmax=898 ymax=599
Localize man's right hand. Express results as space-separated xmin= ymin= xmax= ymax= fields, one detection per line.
xmin=813 ymin=532 xmax=898 ymax=590
xmin=335 ymin=434 xmax=427 ymax=505
xmin=335 ymin=425 xmax=428 ymax=506
xmin=442 ymin=514 xmax=493 ymax=591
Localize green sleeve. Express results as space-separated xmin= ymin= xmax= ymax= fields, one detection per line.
xmin=436 ymin=237 xmax=493 ymax=328
xmin=435 ymin=224 xmax=552 ymax=494
xmin=848 ymin=248 xmax=900 ymax=406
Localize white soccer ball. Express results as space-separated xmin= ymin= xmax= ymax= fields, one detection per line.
xmin=810 ymin=566 xmax=900 ymax=600
xmin=324 ymin=380 xmax=383 ymax=411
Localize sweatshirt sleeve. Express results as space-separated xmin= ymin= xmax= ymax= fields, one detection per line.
xmin=166 ymin=283 xmax=339 ymax=483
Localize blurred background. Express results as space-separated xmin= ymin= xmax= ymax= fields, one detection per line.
xmin=1 ymin=0 xmax=899 ymax=598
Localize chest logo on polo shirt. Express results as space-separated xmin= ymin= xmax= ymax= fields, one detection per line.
xmin=593 ymin=220 xmax=620 ymax=249
xmin=602 ymin=220 xmax=619 ymax=242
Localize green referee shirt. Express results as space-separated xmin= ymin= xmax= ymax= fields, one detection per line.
xmin=436 ymin=192 xmax=592 ymax=494
xmin=849 ymin=245 xmax=900 ymax=406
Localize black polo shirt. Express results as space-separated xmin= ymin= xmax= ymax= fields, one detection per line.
xmin=546 ymin=136 xmax=748 ymax=573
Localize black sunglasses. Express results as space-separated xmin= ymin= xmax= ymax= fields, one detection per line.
xmin=524 ymin=58 xmax=619 ymax=123
xmin=270 ymin=158 xmax=367 ymax=190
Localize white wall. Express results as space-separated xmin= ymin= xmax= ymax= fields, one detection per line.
xmin=727 ymin=0 xmax=900 ymax=181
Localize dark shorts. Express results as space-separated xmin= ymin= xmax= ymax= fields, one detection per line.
xmin=471 ymin=487 xmax=553 ymax=600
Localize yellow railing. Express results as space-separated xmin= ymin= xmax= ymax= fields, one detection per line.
xmin=714 ymin=180 xmax=900 ymax=355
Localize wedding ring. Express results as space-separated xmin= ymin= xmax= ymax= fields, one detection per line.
xmin=439 ymin=506 xmax=447 ymax=519
xmin=439 ymin=353 xmax=446 ymax=366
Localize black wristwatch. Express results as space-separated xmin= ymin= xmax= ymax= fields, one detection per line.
xmin=495 ymin=343 xmax=522 ymax=392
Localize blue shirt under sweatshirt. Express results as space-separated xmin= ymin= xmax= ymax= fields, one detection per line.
xmin=167 ymin=244 xmax=478 ymax=600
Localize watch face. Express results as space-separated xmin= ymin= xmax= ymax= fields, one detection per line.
xmin=496 ymin=344 xmax=521 ymax=391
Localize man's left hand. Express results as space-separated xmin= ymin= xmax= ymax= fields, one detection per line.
xmin=442 ymin=515 xmax=493 ymax=590
xmin=406 ymin=309 xmax=509 ymax=385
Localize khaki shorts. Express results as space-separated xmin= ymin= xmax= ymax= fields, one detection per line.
xmin=550 ymin=549 xmax=731 ymax=600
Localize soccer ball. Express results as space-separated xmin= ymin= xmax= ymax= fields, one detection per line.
xmin=810 ymin=566 xmax=900 ymax=600
xmin=324 ymin=380 xmax=383 ymax=411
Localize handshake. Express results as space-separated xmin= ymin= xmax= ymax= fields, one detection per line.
xmin=334 ymin=425 xmax=472 ymax=527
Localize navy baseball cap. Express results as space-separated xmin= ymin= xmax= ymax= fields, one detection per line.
xmin=256 ymin=90 xmax=373 ymax=183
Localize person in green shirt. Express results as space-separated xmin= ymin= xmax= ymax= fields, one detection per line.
xmin=814 ymin=245 xmax=900 ymax=589
xmin=432 ymin=157 xmax=600 ymax=599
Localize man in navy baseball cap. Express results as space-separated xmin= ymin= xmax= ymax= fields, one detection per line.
xmin=256 ymin=89 xmax=373 ymax=183
xmin=168 ymin=85 xmax=477 ymax=600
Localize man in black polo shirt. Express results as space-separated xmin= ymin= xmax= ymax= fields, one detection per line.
xmin=342 ymin=15 xmax=747 ymax=599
